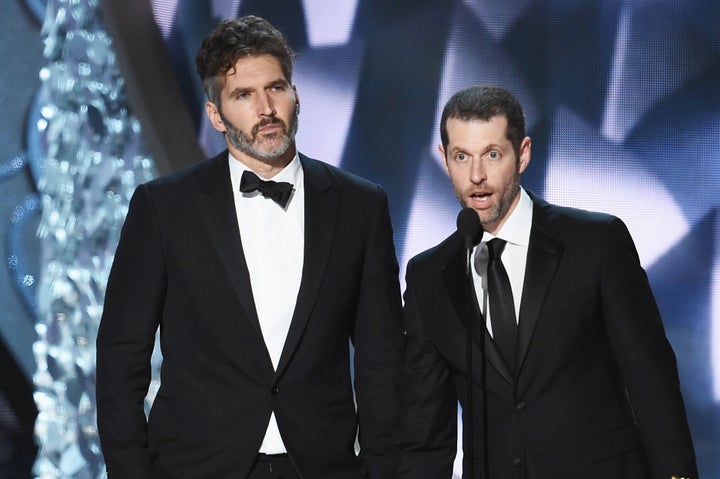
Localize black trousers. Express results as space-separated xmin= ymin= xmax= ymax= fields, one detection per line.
xmin=247 ymin=454 xmax=300 ymax=479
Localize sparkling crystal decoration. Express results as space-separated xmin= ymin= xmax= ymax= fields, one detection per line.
xmin=32 ymin=1 xmax=157 ymax=477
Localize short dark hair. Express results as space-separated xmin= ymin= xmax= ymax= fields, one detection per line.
xmin=440 ymin=85 xmax=526 ymax=156
xmin=196 ymin=15 xmax=296 ymax=106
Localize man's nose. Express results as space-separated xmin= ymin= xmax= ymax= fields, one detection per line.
xmin=469 ymin=159 xmax=486 ymax=184
xmin=257 ymin=91 xmax=275 ymax=116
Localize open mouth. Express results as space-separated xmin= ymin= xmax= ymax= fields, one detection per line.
xmin=469 ymin=191 xmax=492 ymax=205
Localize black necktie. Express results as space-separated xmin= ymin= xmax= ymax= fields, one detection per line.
xmin=240 ymin=170 xmax=294 ymax=208
xmin=487 ymin=238 xmax=517 ymax=373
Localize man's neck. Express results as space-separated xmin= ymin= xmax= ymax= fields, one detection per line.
xmin=229 ymin=145 xmax=296 ymax=179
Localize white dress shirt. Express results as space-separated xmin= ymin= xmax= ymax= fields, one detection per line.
xmin=472 ymin=188 xmax=533 ymax=336
xmin=228 ymin=152 xmax=305 ymax=454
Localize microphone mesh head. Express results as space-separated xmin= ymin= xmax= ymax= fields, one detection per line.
xmin=456 ymin=207 xmax=483 ymax=246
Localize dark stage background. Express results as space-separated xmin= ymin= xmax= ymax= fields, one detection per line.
xmin=1 ymin=0 xmax=718 ymax=477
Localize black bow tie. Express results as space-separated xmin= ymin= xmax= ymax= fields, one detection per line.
xmin=240 ymin=170 xmax=294 ymax=208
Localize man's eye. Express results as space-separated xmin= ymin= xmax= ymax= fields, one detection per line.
xmin=488 ymin=151 xmax=500 ymax=159
xmin=456 ymin=153 xmax=467 ymax=161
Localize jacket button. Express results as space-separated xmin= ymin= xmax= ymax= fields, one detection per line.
xmin=271 ymin=386 xmax=279 ymax=394
xmin=516 ymin=402 xmax=527 ymax=411
xmin=513 ymin=457 xmax=523 ymax=468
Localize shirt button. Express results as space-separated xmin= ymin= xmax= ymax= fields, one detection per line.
xmin=271 ymin=386 xmax=279 ymax=394
xmin=513 ymin=457 xmax=523 ymax=468
xmin=516 ymin=402 xmax=527 ymax=411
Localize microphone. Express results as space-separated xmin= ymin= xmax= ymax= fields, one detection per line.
xmin=456 ymin=206 xmax=486 ymax=479
xmin=457 ymin=207 xmax=483 ymax=249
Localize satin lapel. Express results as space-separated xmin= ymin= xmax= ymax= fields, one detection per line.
xmin=516 ymin=196 xmax=564 ymax=373
xmin=274 ymin=155 xmax=338 ymax=378
xmin=441 ymin=237 xmax=514 ymax=385
xmin=192 ymin=153 xmax=268 ymax=355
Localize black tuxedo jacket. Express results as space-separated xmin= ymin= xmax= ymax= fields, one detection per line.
xmin=399 ymin=192 xmax=697 ymax=479
xmin=96 ymin=151 xmax=404 ymax=479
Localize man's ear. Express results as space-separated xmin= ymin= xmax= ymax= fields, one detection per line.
xmin=518 ymin=136 xmax=532 ymax=174
xmin=205 ymin=101 xmax=226 ymax=133
xmin=438 ymin=144 xmax=450 ymax=174
xmin=293 ymin=85 xmax=299 ymax=115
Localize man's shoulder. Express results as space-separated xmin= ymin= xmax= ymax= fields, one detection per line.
xmin=406 ymin=232 xmax=459 ymax=273
xmin=529 ymin=190 xmax=618 ymax=228
xmin=528 ymin=191 xmax=636 ymax=250
xmin=300 ymin=153 xmax=383 ymax=195
xmin=142 ymin=151 xmax=226 ymax=194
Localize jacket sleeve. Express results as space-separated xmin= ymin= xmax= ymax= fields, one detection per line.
xmin=398 ymin=257 xmax=457 ymax=479
xmin=96 ymin=184 xmax=166 ymax=479
xmin=351 ymin=186 xmax=405 ymax=479
xmin=600 ymin=216 xmax=698 ymax=479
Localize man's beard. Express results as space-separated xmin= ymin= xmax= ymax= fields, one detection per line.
xmin=220 ymin=105 xmax=299 ymax=162
xmin=457 ymin=172 xmax=520 ymax=229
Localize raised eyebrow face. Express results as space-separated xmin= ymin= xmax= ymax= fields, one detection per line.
xmin=449 ymin=142 xmax=506 ymax=158
xmin=483 ymin=143 xmax=507 ymax=155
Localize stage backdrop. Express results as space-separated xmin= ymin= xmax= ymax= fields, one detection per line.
xmin=0 ymin=0 xmax=717 ymax=477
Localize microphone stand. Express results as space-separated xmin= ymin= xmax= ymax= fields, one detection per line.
xmin=464 ymin=243 xmax=475 ymax=479
xmin=464 ymin=241 xmax=489 ymax=479
xmin=457 ymin=208 xmax=486 ymax=478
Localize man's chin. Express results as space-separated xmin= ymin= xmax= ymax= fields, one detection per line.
xmin=249 ymin=140 xmax=293 ymax=162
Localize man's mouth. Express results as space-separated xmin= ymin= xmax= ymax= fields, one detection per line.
xmin=254 ymin=120 xmax=284 ymax=136
xmin=469 ymin=190 xmax=491 ymax=204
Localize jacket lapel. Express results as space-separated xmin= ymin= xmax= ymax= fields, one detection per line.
xmin=440 ymin=235 xmax=514 ymax=385
xmin=192 ymin=152 xmax=270 ymax=365
xmin=516 ymin=193 xmax=564 ymax=373
xmin=274 ymin=155 xmax=339 ymax=378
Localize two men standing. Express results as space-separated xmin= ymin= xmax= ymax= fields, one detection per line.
xmin=96 ymin=15 xmax=697 ymax=479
